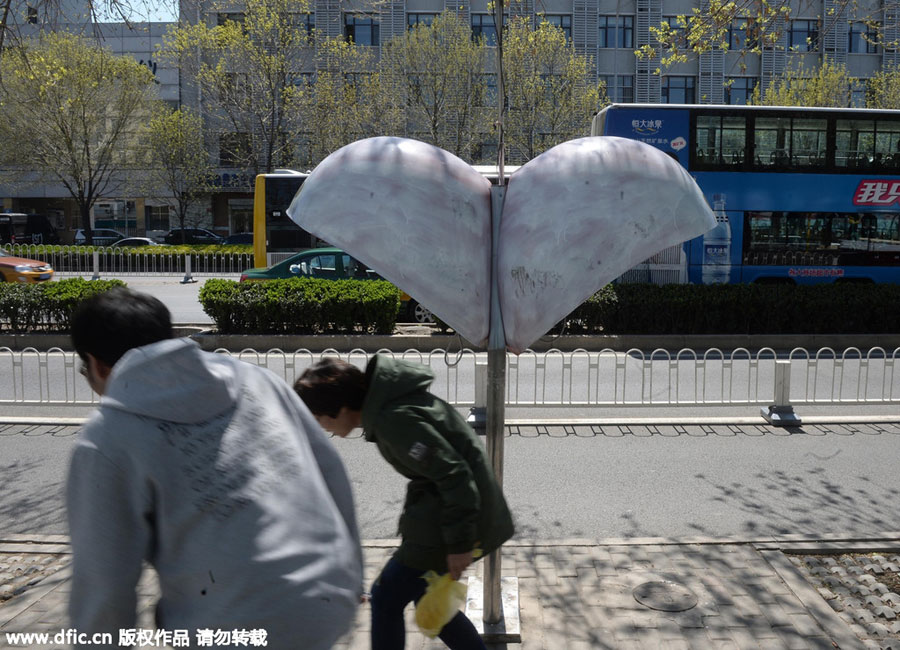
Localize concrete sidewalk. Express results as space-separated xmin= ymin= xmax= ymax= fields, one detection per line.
xmin=2 ymin=534 xmax=899 ymax=650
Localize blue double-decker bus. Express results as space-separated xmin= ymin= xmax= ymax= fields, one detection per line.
xmin=592 ymin=103 xmax=900 ymax=284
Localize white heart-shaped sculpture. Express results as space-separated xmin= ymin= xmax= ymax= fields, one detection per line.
xmin=287 ymin=137 xmax=493 ymax=346
xmin=499 ymin=137 xmax=715 ymax=352
xmin=288 ymin=136 xmax=715 ymax=352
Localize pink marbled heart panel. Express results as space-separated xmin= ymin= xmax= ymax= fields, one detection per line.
xmin=287 ymin=136 xmax=493 ymax=346
xmin=499 ymin=137 xmax=715 ymax=353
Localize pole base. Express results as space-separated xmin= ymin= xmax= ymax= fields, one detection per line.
xmin=760 ymin=405 xmax=802 ymax=427
xmin=465 ymin=576 xmax=521 ymax=643
xmin=180 ymin=277 xmax=197 ymax=284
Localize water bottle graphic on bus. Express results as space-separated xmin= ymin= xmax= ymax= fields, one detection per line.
xmin=702 ymin=193 xmax=732 ymax=284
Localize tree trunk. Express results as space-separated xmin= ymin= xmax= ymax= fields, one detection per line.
xmin=80 ymin=202 xmax=93 ymax=245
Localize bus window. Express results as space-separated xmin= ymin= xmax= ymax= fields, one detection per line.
xmin=791 ymin=118 xmax=827 ymax=167
xmin=695 ymin=115 xmax=745 ymax=167
xmin=754 ymin=116 xmax=790 ymax=167
xmin=836 ymin=119 xmax=874 ymax=168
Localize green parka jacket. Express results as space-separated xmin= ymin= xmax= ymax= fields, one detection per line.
xmin=361 ymin=354 xmax=514 ymax=572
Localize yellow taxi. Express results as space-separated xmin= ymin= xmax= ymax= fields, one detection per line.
xmin=0 ymin=247 xmax=54 ymax=283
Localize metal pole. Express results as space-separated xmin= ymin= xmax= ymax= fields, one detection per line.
xmin=484 ymin=185 xmax=506 ymax=625
xmin=485 ymin=0 xmax=508 ymax=625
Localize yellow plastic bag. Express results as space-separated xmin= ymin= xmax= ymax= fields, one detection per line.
xmin=414 ymin=571 xmax=468 ymax=638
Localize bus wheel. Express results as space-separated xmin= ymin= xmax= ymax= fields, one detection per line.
xmin=407 ymin=300 xmax=434 ymax=324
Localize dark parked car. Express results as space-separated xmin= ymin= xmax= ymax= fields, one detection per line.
xmin=164 ymin=228 xmax=224 ymax=245
xmin=224 ymin=232 xmax=253 ymax=245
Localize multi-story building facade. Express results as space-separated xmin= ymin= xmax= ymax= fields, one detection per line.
xmin=2 ymin=0 xmax=897 ymax=239
xmin=0 ymin=1 xmax=182 ymax=241
xmin=182 ymin=0 xmax=900 ymax=103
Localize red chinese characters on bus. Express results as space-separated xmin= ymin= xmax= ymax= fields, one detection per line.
xmin=853 ymin=180 xmax=900 ymax=206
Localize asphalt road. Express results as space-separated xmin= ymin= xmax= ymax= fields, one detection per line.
xmin=3 ymin=421 xmax=898 ymax=541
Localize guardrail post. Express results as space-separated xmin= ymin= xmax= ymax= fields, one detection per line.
xmin=181 ymin=254 xmax=197 ymax=284
xmin=761 ymin=359 xmax=802 ymax=426
xmin=466 ymin=357 xmax=488 ymax=433
xmin=91 ymin=250 xmax=100 ymax=281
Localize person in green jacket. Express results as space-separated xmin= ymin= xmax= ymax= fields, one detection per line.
xmin=295 ymin=353 xmax=514 ymax=650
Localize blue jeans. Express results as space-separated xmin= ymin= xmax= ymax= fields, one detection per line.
xmin=370 ymin=555 xmax=487 ymax=650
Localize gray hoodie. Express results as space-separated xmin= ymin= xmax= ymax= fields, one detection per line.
xmin=67 ymin=339 xmax=362 ymax=649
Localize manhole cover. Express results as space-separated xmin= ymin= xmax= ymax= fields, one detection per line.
xmin=633 ymin=581 xmax=698 ymax=612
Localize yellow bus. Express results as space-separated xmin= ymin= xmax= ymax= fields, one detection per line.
xmin=252 ymin=170 xmax=312 ymax=268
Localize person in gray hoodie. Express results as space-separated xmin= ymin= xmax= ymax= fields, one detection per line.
xmin=68 ymin=287 xmax=363 ymax=649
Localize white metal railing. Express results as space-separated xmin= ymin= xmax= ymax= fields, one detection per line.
xmin=3 ymin=347 xmax=899 ymax=421
xmin=5 ymin=244 xmax=254 ymax=278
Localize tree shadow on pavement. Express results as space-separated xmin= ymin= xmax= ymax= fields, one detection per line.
xmin=687 ymin=453 xmax=900 ymax=539
xmin=0 ymin=457 xmax=67 ymax=536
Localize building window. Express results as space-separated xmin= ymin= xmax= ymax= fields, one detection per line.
xmin=472 ymin=14 xmax=504 ymax=46
xmin=219 ymin=133 xmax=250 ymax=167
xmin=848 ymin=21 xmax=878 ymax=53
xmin=146 ymin=206 xmax=171 ymax=232
xmin=725 ymin=77 xmax=756 ymax=105
xmin=661 ymin=76 xmax=695 ymax=103
xmin=600 ymin=75 xmax=634 ymax=103
xmin=291 ymin=12 xmax=315 ymax=37
xmin=599 ymin=15 xmax=633 ymax=49
xmin=661 ymin=16 xmax=686 ymax=43
xmin=479 ymin=74 xmax=499 ymax=107
xmin=345 ymin=14 xmax=380 ymax=46
xmin=474 ymin=139 xmax=498 ymax=164
xmin=728 ymin=18 xmax=758 ymax=50
xmin=540 ymin=14 xmax=572 ymax=42
xmin=408 ymin=13 xmax=437 ymax=29
xmin=294 ymin=72 xmax=315 ymax=89
xmin=788 ymin=19 xmax=819 ymax=52
xmin=850 ymin=81 xmax=867 ymax=107
xmin=216 ymin=12 xmax=245 ymax=26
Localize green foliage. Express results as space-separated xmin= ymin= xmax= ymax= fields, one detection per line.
xmin=159 ymin=0 xmax=319 ymax=174
xmin=502 ymin=17 xmax=603 ymax=162
xmin=750 ymin=58 xmax=853 ymax=107
xmin=866 ymin=66 xmax=900 ymax=109
xmin=0 ymin=278 xmax=126 ymax=332
xmin=4 ymin=246 xmax=254 ymax=274
xmin=145 ymin=106 xmax=214 ymax=232
xmin=379 ymin=12 xmax=489 ymax=160
xmin=199 ymin=278 xmax=401 ymax=335
xmin=0 ymin=33 xmax=157 ymax=231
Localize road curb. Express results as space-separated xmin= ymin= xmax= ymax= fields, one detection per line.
xmin=6 ymin=415 xmax=900 ymax=427
xmin=4 ymin=532 xmax=898 ymax=551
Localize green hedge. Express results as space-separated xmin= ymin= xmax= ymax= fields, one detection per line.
xmin=199 ymin=278 xmax=402 ymax=335
xmin=590 ymin=283 xmax=900 ymax=335
xmin=0 ymin=278 xmax=126 ymax=333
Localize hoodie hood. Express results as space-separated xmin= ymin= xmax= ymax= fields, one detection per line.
xmin=100 ymin=338 xmax=241 ymax=423
xmin=361 ymin=354 xmax=434 ymax=440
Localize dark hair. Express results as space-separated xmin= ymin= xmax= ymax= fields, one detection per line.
xmin=71 ymin=287 xmax=174 ymax=367
xmin=294 ymin=358 xmax=367 ymax=418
